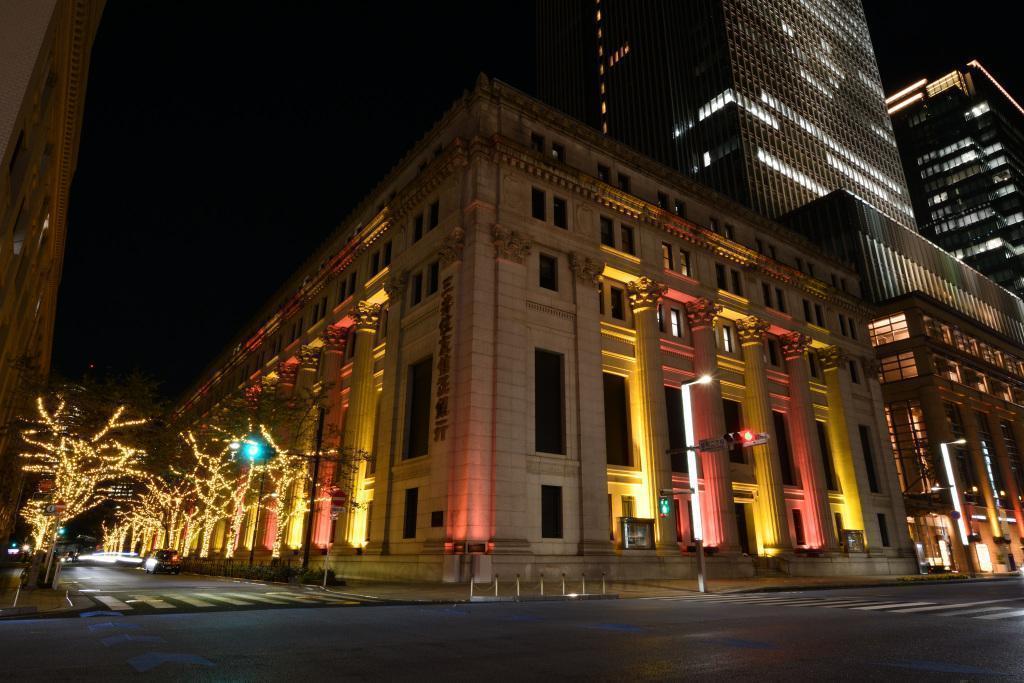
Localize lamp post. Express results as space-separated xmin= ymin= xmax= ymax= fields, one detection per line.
xmin=231 ymin=435 xmax=275 ymax=567
xmin=682 ymin=374 xmax=713 ymax=593
xmin=939 ymin=438 xmax=976 ymax=577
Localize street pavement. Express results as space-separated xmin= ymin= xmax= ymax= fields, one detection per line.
xmin=3 ymin=564 xmax=1024 ymax=680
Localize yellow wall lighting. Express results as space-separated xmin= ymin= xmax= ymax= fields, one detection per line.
xmin=885 ymin=78 xmax=927 ymax=104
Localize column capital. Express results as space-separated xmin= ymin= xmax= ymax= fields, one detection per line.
xmin=818 ymin=345 xmax=847 ymax=371
xmin=780 ymin=332 xmax=812 ymax=360
xmin=439 ymin=226 xmax=466 ymax=266
xmin=276 ymin=359 xmax=299 ymax=386
xmin=569 ymin=252 xmax=603 ymax=288
xmin=492 ymin=223 xmax=532 ymax=264
xmin=736 ymin=316 xmax=770 ymax=346
xmin=354 ymin=302 xmax=381 ymax=332
xmin=627 ymin=277 xmax=667 ymax=313
xmin=298 ymin=344 xmax=320 ymax=369
xmin=323 ymin=324 xmax=348 ymax=352
xmin=684 ymin=298 xmax=722 ymax=330
xmin=383 ymin=270 xmax=408 ymax=300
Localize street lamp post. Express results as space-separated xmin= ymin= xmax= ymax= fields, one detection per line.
xmin=249 ymin=465 xmax=267 ymax=566
xmin=682 ymin=374 xmax=713 ymax=593
xmin=939 ymin=438 xmax=976 ymax=578
xmin=301 ymin=408 xmax=326 ymax=571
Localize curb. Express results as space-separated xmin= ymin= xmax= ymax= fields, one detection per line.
xmin=719 ymin=575 xmax=1024 ymax=594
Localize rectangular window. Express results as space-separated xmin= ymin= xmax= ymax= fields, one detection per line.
xmin=814 ymin=304 xmax=825 ymax=327
xmin=774 ymin=411 xmax=796 ymax=485
xmin=597 ymin=163 xmax=610 ymax=182
xmin=661 ymin=242 xmax=673 ymax=270
xmin=657 ymin=191 xmax=669 ymax=210
xmin=413 ymin=214 xmax=424 ymax=242
xmin=722 ymin=325 xmax=734 ymax=353
xmin=724 ymin=223 xmax=735 ymax=240
xmin=370 ymin=251 xmax=380 ymax=275
xmin=603 ymin=373 xmax=631 ymax=466
xmin=411 ymin=272 xmax=424 ymax=305
xmin=531 ymin=188 xmax=546 ymax=220
xmin=879 ymin=352 xmax=918 ymax=383
xmin=551 ymin=142 xmax=565 ymax=163
xmin=762 ymin=282 xmax=773 ymax=308
xmin=877 ymin=513 xmax=891 ymax=547
xmin=792 ymin=509 xmax=806 ymax=546
xmin=716 ymin=263 xmax=728 ymax=290
xmin=756 ymin=238 xmax=764 ymax=254
xmin=428 ymin=200 xmax=440 ymax=229
xmin=620 ymin=225 xmax=635 ymax=255
xmin=673 ymin=199 xmax=686 ymax=217
xmin=728 ymin=270 xmax=740 ymax=297
xmin=868 ymin=313 xmax=910 ymax=346
xmin=723 ymin=399 xmax=744 ymax=463
xmin=531 ymin=132 xmax=545 ymax=152
xmin=710 ymin=217 xmax=720 ymax=234
xmin=382 ymin=241 xmax=392 ymax=268
xmin=404 ymin=358 xmax=432 ymax=459
xmin=858 ymin=425 xmax=880 ymax=493
xmin=541 ymin=486 xmax=563 ymax=538
xmin=839 ymin=314 xmax=848 ymax=337
xmin=802 ymin=299 xmax=812 ymax=322
xmin=600 ymin=216 xmax=615 ymax=247
xmin=657 ymin=304 xmax=665 ymax=333
xmin=553 ymin=196 xmax=568 ymax=228
xmin=403 ymin=488 xmax=418 ymax=539
xmin=808 ymin=350 xmax=820 ymax=379
xmin=665 ymin=386 xmax=687 ymax=472
xmin=670 ymin=309 xmax=682 ymax=337
xmin=427 ymin=261 xmax=440 ymax=294
xmin=775 ymin=288 xmax=786 ymax=313
xmin=610 ymin=287 xmax=625 ymax=320
xmin=849 ymin=360 xmax=860 ymax=384
xmin=817 ymin=421 xmax=839 ymax=491
xmin=617 ymin=173 xmax=631 ymax=192
xmin=539 ymin=254 xmax=558 ymax=291
xmin=679 ymin=249 xmax=691 ymax=277
xmin=348 ymin=272 xmax=357 ymax=298
xmin=621 ymin=495 xmax=636 ymax=519
xmin=767 ymin=339 xmax=780 ymax=366
xmin=535 ymin=350 xmax=565 ymax=454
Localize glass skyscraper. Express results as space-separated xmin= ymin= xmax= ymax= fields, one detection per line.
xmin=887 ymin=61 xmax=1024 ymax=299
xmin=537 ymin=0 xmax=917 ymax=229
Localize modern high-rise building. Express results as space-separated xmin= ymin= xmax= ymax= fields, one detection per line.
xmin=0 ymin=0 xmax=105 ymax=545
xmin=536 ymin=0 xmax=917 ymax=229
xmin=886 ymin=61 xmax=1024 ymax=299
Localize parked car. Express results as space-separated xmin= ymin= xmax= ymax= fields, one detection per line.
xmin=144 ymin=549 xmax=181 ymax=575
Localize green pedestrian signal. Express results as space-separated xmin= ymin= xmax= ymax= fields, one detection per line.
xmin=658 ymin=497 xmax=671 ymax=518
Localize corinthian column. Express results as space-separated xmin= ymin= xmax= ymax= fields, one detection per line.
xmin=780 ymin=333 xmax=837 ymax=551
xmin=818 ymin=346 xmax=866 ymax=542
xmin=736 ymin=317 xmax=791 ymax=552
xmin=684 ymin=298 xmax=739 ymax=551
xmin=310 ymin=325 xmax=347 ymax=548
xmin=336 ymin=301 xmax=381 ymax=548
xmin=626 ymin=277 xmax=675 ymax=548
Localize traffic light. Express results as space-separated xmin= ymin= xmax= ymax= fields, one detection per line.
xmin=658 ymin=497 xmax=672 ymax=518
xmin=723 ymin=430 xmax=768 ymax=447
xmin=239 ymin=434 xmax=276 ymax=463
xmin=57 ymin=527 xmax=66 ymax=536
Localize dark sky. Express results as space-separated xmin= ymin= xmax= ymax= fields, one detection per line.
xmin=55 ymin=1 xmax=1019 ymax=401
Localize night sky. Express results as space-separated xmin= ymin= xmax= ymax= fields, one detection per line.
xmin=55 ymin=1 xmax=1019 ymax=401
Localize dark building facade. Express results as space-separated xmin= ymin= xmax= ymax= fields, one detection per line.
xmin=887 ymin=62 xmax=1024 ymax=299
xmin=536 ymin=0 xmax=916 ymax=228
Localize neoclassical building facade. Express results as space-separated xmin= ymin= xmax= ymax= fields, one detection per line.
xmin=180 ymin=77 xmax=916 ymax=580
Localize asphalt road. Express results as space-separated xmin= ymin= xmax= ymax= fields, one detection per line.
xmin=3 ymin=565 xmax=1024 ymax=681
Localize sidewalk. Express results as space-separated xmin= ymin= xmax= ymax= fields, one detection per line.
xmin=0 ymin=564 xmax=94 ymax=618
xmin=330 ymin=572 xmax=1024 ymax=603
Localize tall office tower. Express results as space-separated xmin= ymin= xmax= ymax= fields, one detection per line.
xmin=0 ymin=0 xmax=105 ymax=544
xmin=536 ymin=0 xmax=917 ymax=228
xmin=887 ymin=62 xmax=1024 ymax=299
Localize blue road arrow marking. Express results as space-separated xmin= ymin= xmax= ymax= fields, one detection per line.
xmin=79 ymin=611 xmax=124 ymax=618
xmin=87 ymin=621 xmax=140 ymax=632
xmin=127 ymin=653 xmax=215 ymax=673
xmin=101 ymin=634 xmax=166 ymax=647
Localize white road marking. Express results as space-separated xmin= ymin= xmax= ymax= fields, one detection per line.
xmin=974 ymin=609 xmax=1024 ymax=620
xmin=890 ymin=599 xmax=1019 ymax=614
xmin=130 ymin=595 xmax=174 ymax=609
xmin=94 ymin=595 xmax=132 ymax=611
xmin=224 ymin=593 xmax=288 ymax=604
xmin=199 ymin=593 xmax=252 ymax=605
xmin=938 ymin=606 xmax=1012 ymax=617
xmin=165 ymin=594 xmax=215 ymax=608
xmin=821 ymin=601 xmax=890 ymax=609
xmin=850 ymin=602 xmax=934 ymax=611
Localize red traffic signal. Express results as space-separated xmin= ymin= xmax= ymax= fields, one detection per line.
xmin=724 ymin=430 xmax=769 ymax=447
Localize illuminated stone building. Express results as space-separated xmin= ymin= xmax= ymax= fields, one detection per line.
xmin=536 ymin=0 xmax=917 ymax=229
xmin=887 ymin=61 xmax=1024 ymax=299
xmin=0 ymin=0 xmax=105 ymax=544
xmin=181 ymin=77 xmax=915 ymax=580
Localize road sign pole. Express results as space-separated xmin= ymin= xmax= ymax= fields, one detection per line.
xmin=325 ymin=512 xmax=339 ymax=589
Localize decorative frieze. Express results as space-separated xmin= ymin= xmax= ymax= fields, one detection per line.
xmin=779 ymin=332 xmax=812 ymax=360
xmin=684 ymin=298 xmax=722 ymax=330
xmin=736 ymin=316 xmax=770 ymax=346
xmin=492 ymin=224 xmax=532 ymax=264
xmin=439 ymin=226 xmax=466 ymax=266
xmin=626 ymin=277 xmax=667 ymax=313
xmin=569 ymin=252 xmax=603 ymax=288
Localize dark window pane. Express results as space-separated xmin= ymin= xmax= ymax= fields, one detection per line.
xmin=535 ymin=350 xmax=565 ymax=454
xmin=429 ymin=200 xmax=440 ymax=229
xmin=603 ymin=373 xmax=631 ymax=466
xmin=792 ymin=509 xmax=806 ymax=545
xmin=877 ymin=512 xmax=890 ymax=547
xmin=532 ymin=187 xmax=546 ymax=220
xmin=539 ymin=254 xmax=558 ymax=291
xmin=403 ymin=488 xmax=418 ymax=539
xmin=600 ymin=216 xmax=615 ymax=246
xmin=817 ymin=421 xmax=839 ymax=491
xmin=404 ymin=358 xmax=432 ymax=458
xmin=716 ymin=264 xmax=727 ymax=290
xmin=541 ymin=486 xmax=563 ymax=538
xmin=620 ymin=225 xmax=635 ymax=254
xmin=553 ymin=196 xmax=568 ymax=228
xmin=774 ymin=411 xmax=796 ymax=486
xmin=610 ymin=287 xmax=624 ymax=320
xmin=665 ymin=386 xmax=687 ymax=472
xmin=723 ymin=399 xmax=744 ymax=463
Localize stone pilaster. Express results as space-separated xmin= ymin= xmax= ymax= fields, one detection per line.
xmin=627 ymin=277 xmax=675 ymax=548
xmin=780 ymin=333 xmax=837 ymax=551
xmin=684 ymin=298 xmax=739 ymax=551
xmin=570 ymin=253 xmax=614 ymax=554
xmin=984 ymin=411 xmax=1021 ymax=555
xmin=736 ymin=316 xmax=791 ymax=552
xmin=818 ymin=346 xmax=866 ymax=544
xmin=961 ymin=408 xmax=1006 ymax=563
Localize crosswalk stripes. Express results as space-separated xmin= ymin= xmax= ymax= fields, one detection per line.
xmin=94 ymin=595 xmax=132 ymax=611
xmin=889 ymin=599 xmax=1016 ymax=614
xmin=85 ymin=589 xmax=368 ymax=613
xmin=167 ymin=595 xmax=215 ymax=608
xmin=975 ymin=609 xmax=1024 ymax=620
xmin=128 ymin=596 xmax=175 ymax=609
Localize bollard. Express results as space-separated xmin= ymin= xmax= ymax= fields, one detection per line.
xmin=470 ymin=578 xmax=474 ymax=600
xmin=602 ymin=572 xmax=606 ymax=595
xmin=495 ymin=574 xmax=499 ymax=597
xmin=562 ymin=573 xmax=566 ymax=596
xmin=540 ymin=573 xmax=544 ymax=596
xmin=582 ymin=573 xmax=586 ymax=596
xmin=516 ymin=574 xmax=520 ymax=599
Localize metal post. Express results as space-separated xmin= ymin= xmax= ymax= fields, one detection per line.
xmin=495 ymin=574 xmax=499 ymax=597
xmin=470 ymin=577 xmax=474 ymax=599
xmin=249 ymin=467 xmax=266 ymax=566
xmin=581 ymin=573 xmax=586 ymax=596
xmin=515 ymin=574 xmax=520 ymax=599
xmin=302 ymin=408 xmax=326 ymax=570
xmin=602 ymin=573 xmax=606 ymax=595
xmin=324 ymin=511 xmax=338 ymax=588
xmin=561 ymin=573 xmax=566 ymax=596
xmin=540 ymin=573 xmax=544 ymax=596
xmin=696 ymin=539 xmax=707 ymax=593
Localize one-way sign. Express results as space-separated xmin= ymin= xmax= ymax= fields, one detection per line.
xmin=698 ymin=438 xmax=726 ymax=452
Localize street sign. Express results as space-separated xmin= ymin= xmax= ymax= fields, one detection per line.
xmin=698 ymin=438 xmax=726 ymax=452
xmin=330 ymin=489 xmax=348 ymax=514
xmin=54 ymin=501 xmax=66 ymax=514
xmin=44 ymin=503 xmax=57 ymax=516
xmin=38 ymin=480 xmax=54 ymax=493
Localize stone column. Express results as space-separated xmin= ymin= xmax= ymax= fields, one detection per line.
xmin=780 ymin=333 xmax=838 ymax=551
xmin=627 ymin=277 xmax=675 ymax=548
xmin=961 ymin=409 xmax=1005 ymax=553
xmin=312 ymin=326 xmax=346 ymax=548
xmin=818 ymin=346 xmax=866 ymax=542
xmin=684 ymin=298 xmax=739 ymax=551
xmin=736 ymin=317 xmax=791 ymax=552
xmin=570 ymin=253 xmax=615 ymax=554
xmin=336 ymin=301 xmax=381 ymax=548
